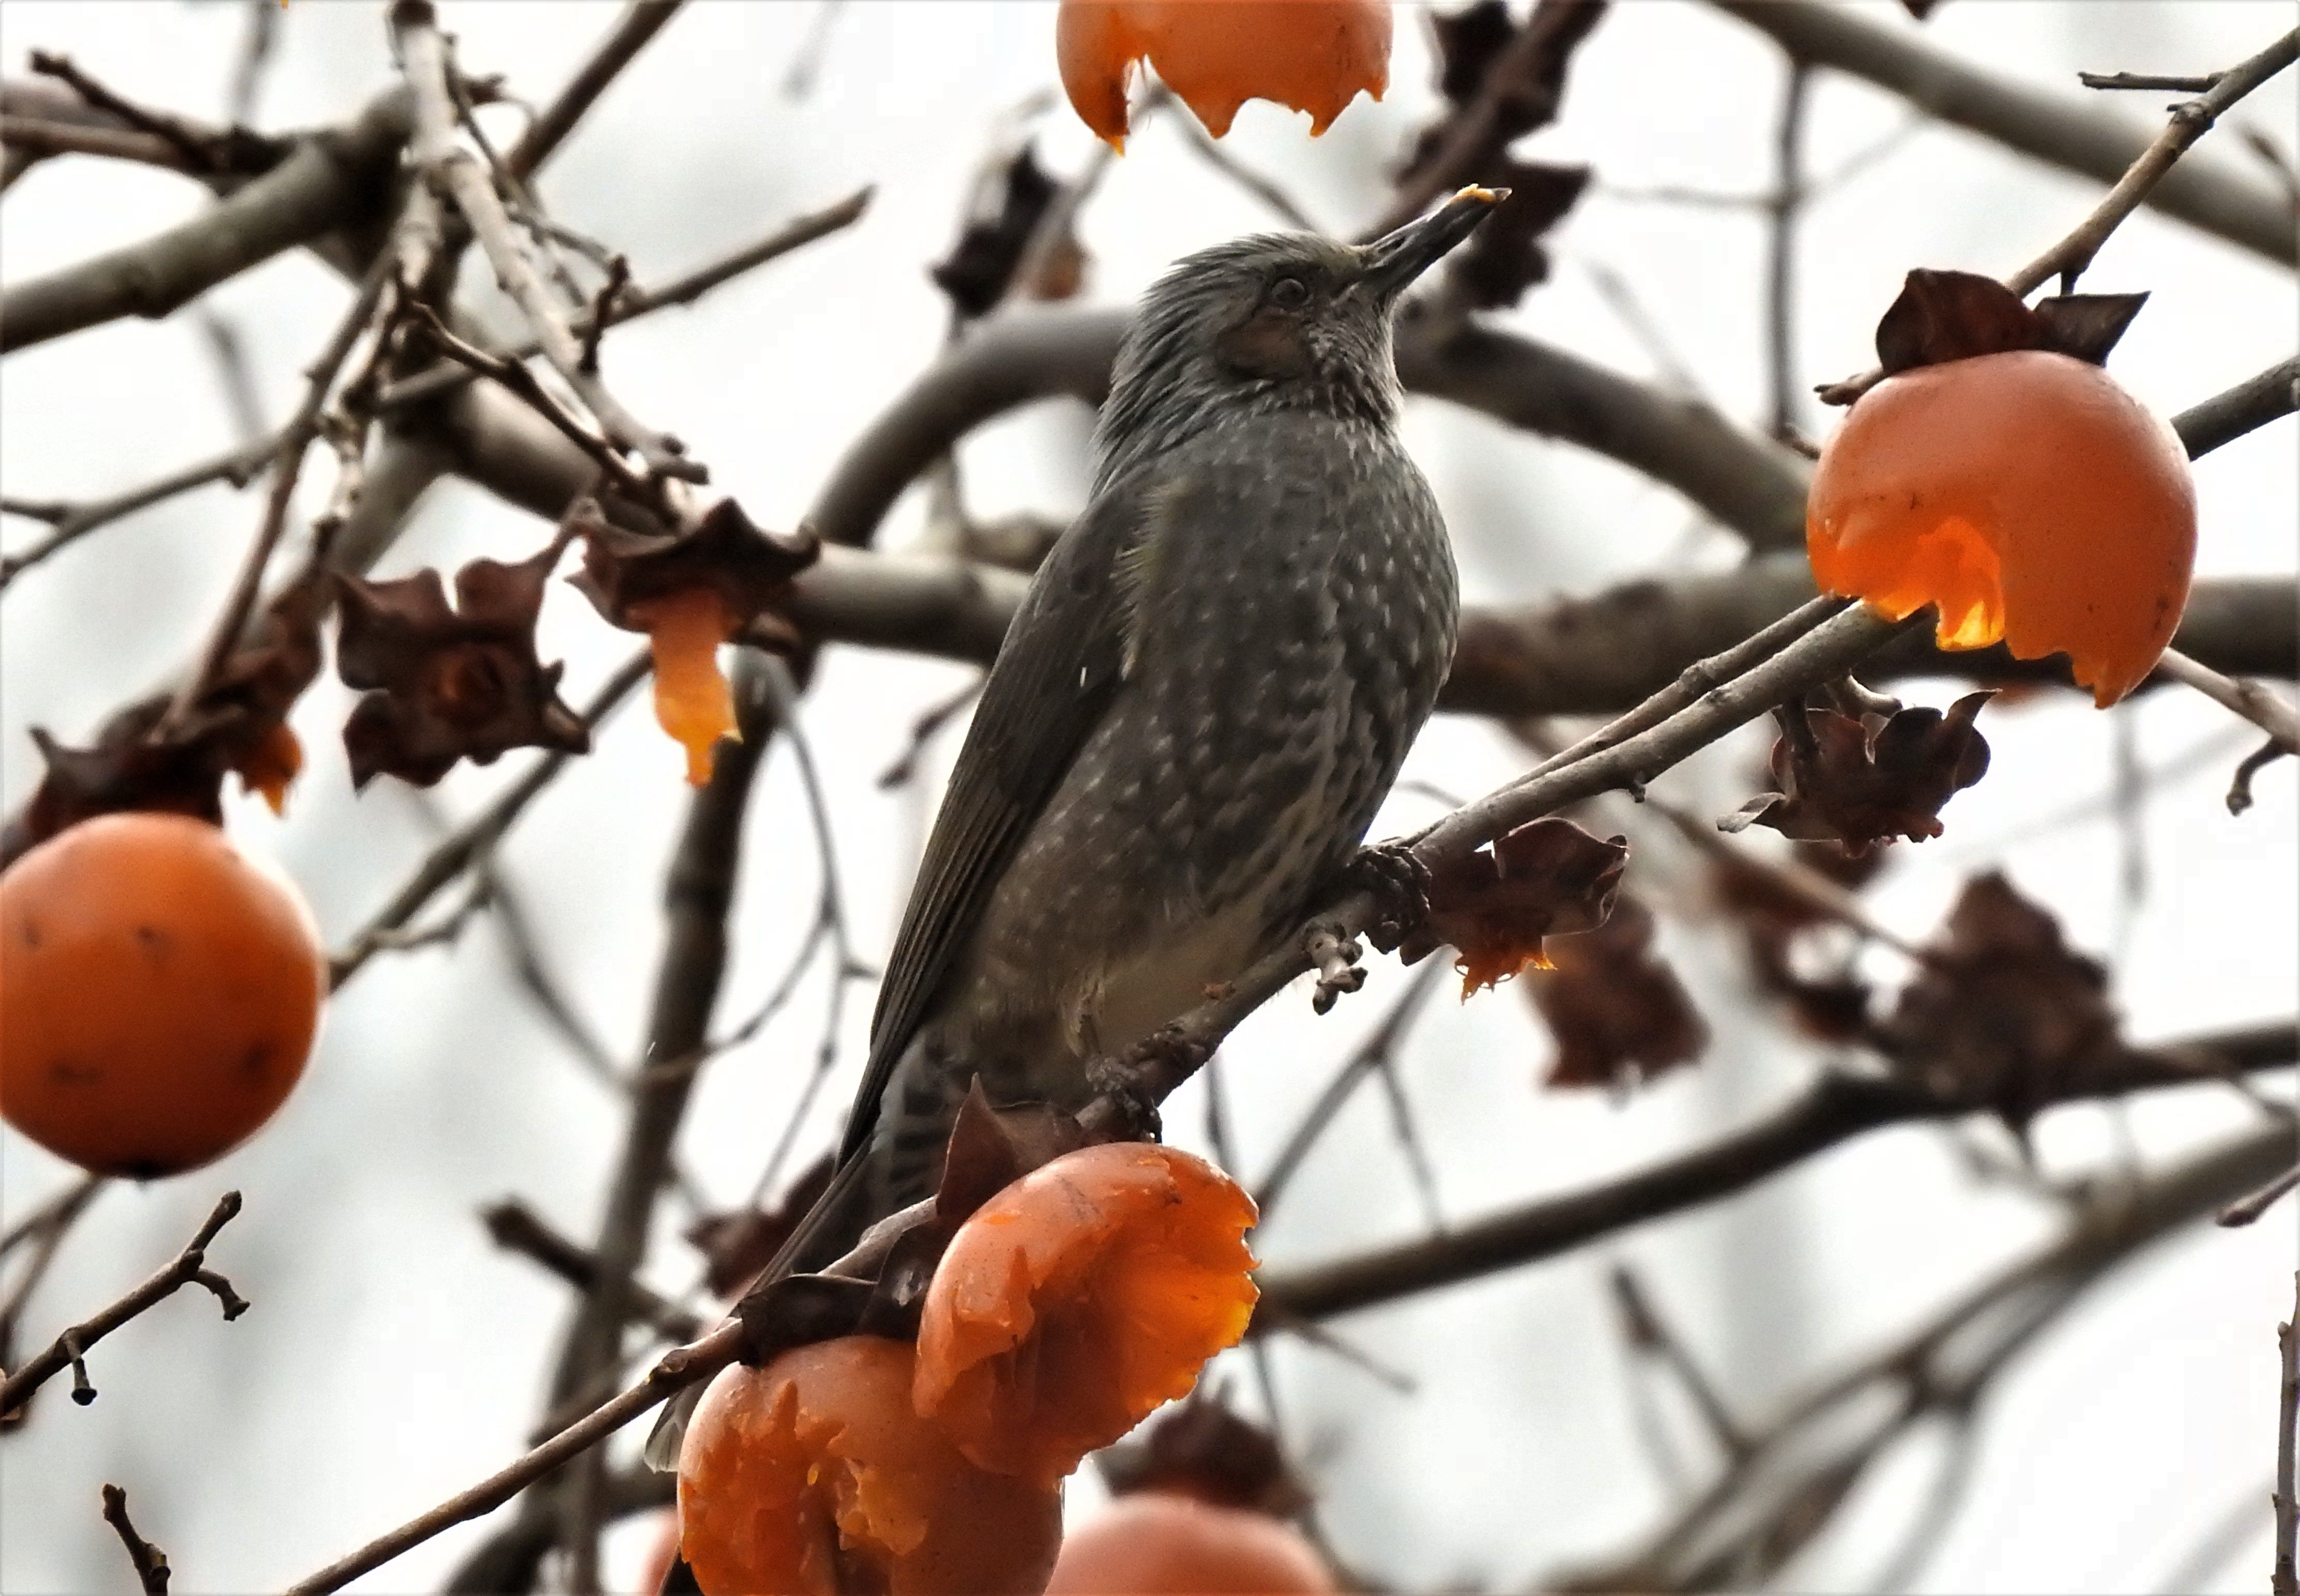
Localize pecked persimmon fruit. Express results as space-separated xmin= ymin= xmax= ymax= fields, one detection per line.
xmin=1808 ymin=349 xmax=2195 ymax=707
xmin=1047 ymin=1491 xmax=1337 ymax=1594
xmin=914 ymin=1141 xmax=1259 ymax=1488
xmin=0 ymin=812 xmax=325 ymax=1177
xmin=1058 ymin=0 xmax=1390 ymax=148
xmin=677 ymin=1335 xmax=1063 ymax=1595
xmin=631 ymin=588 xmax=738 ymax=786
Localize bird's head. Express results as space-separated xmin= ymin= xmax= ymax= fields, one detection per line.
xmin=1095 ymin=187 xmax=1503 ymax=480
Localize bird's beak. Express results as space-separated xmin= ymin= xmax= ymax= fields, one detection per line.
xmin=1358 ymin=186 xmax=1509 ymax=300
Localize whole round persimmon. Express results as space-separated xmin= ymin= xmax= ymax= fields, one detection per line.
xmin=1047 ymin=1491 xmax=1337 ymax=1594
xmin=1058 ymin=0 xmax=1390 ymax=148
xmin=914 ymin=1142 xmax=1259 ymax=1487
xmin=1808 ymin=349 xmax=2195 ymax=707
xmin=0 ymin=812 xmax=325 ymax=1177
xmin=677 ymin=1335 xmax=1063 ymax=1596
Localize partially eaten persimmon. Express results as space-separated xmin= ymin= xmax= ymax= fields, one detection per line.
xmin=1046 ymin=1491 xmax=1337 ymax=1593
xmin=1808 ymin=349 xmax=2195 ymax=707
xmin=1058 ymin=0 xmax=1390 ymax=148
xmin=676 ymin=1336 xmax=1063 ymax=1596
xmin=632 ymin=587 xmax=737 ymax=785
xmin=913 ymin=1142 xmax=1259 ymax=1487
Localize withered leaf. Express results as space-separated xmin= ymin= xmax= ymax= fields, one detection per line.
xmin=1 ymin=574 xmax=328 ymax=866
xmin=1447 ymin=159 xmax=1591 ymax=310
xmin=1880 ymin=871 xmax=2137 ymax=1131
xmin=334 ymin=543 xmax=588 ymax=789
xmin=1099 ymin=1387 xmax=1309 ymax=1515
xmin=1528 ymin=893 xmax=1708 ymax=1088
xmin=1872 ymin=268 xmax=2148 ymax=375
xmin=1723 ymin=692 xmax=1993 ymax=855
xmin=1429 ymin=0 xmax=1516 ymax=106
xmin=930 ymin=144 xmax=1062 ymax=318
xmin=567 ymin=496 xmax=818 ymax=648
xmin=1399 ymin=817 xmax=1628 ymax=995
xmin=935 ymin=1079 xmax=1094 ymax=1227
xmin=684 ymin=1153 xmax=836 ymax=1299
xmin=1710 ymin=842 xmax=1885 ymax=1042
xmin=1398 ymin=0 xmax=1607 ymax=191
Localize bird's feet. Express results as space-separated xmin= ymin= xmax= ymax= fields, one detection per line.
xmin=1305 ymin=919 xmax=1366 ymax=1016
xmin=1087 ymin=1030 xmax=1202 ymax=1143
xmin=1344 ymin=840 xmax=1433 ymax=955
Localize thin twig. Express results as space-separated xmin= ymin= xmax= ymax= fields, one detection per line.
xmin=398 ymin=2 xmax=700 ymax=485
xmin=2219 ymin=1161 xmax=2300 ymax=1227
xmin=0 ymin=1192 xmax=248 ymax=1415
xmin=329 ymin=651 xmax=650 ymax=988
xmin=372 ymin=186 xmax=872 ymax=414
xmin=0 ymin=438 xmax=275 ymax=595
xmin=2229 ymin=738 xmax=2291 ymax=817
xmin=1256 ymin=962 xmax=1444 ymax=1218
xmin=503 ymin=0 xmax=686 ymax=183
xmin=2079 ymin=70 xmax=2223 ymax=93
xmin=1818 ymin=26 xmax=2300 ymax=405
xmin=100 ymin=1485 xmax=171 ymax=1595
xmin=2154 ymin=646 xmax=2300 ymax=756
xmin=1611 ymin=1264 xmax=1750 ymax=1460
xmin=1765 ymin=59 xmax=1810 ymax=438
xmin=162 ymin=256 xmax=390 ymax=735
xmin=2277 ymin=1271 xmax=2299 ymax=1596
xmin=2015 ymin=27 xmax=2299 ymax=294
xmin=482 ymin=1201 xmax=703 ymax=1341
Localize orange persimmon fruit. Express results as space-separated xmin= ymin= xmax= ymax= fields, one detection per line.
xmin=633 ymin=587 xmax=738 ymax=785
xmin=676 ymin=1335 xmax=1063 ymax=1596
xmin=913 ymin=1141 xmax=1259 ymax=1487
xmin=1808 ymin=349 xmax=2195 ymax=707
xmin=1046 ymin=1491 xmax=1337 ymax=1594
xmin=0 ymin=812 xmax=326 ymax=1177
xmin=1058 ymin=0 xmax=1390 ymax=148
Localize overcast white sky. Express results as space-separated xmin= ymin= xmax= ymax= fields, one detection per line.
xmin=2 ymin=3 xmax=2294 ymax=1591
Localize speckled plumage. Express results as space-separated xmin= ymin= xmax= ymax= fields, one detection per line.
xmin=847 ymin=204 xmax=1491 ymax=1232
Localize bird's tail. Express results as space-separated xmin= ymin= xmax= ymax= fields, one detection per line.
xmin=639 ymin=1143 xmax=886 ymax=1471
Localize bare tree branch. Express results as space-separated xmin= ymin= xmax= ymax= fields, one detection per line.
xmin=0 ymin=88 xmax=413 ymax=353
xmin=1708 ymin=1 xmax=2297 ymax=267
xmin=1256 ymin=1023 xmax=2295 ymax=1324
xmin=502 ymin=0 xmax=686 ymax=184
xmin=100 ymin=1485 xmax=171 ymax=1596
xmin=0 ymin=1192 xmax=249 ymax=1416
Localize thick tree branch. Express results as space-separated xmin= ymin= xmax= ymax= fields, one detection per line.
xmin=1256 ymin=1022 xmax=2296 ymax=1323
xmin=1708 ymin=1 xmax=2297 ymax=267
xmin=0 ymin=88 xmax=413 ymax=354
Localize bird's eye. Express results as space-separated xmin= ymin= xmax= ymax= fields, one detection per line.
xmin=1269 ymin=276 xmax=1308 ymax=309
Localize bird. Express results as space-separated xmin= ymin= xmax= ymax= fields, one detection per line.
xmin=647 ymin=188 xmax=1497 ymax=1470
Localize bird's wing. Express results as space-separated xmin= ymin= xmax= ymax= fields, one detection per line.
xmin=840 ymin=478 xmax=1152 ymax=1161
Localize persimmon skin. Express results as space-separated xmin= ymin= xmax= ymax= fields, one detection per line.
xmin=914 ymin=1142 xmax=1259 ymax=1488
xmin=0 ymin=813 xmax=325 ymax=1177
xmin=634 ymin=588 xmax=738 ymax=786
xmin=677 ymin=1336 xmax=1063 ymax=1596
xmin=1047 ymin=1492 xmax=1337 ymax=1594
xmin=1808 ymin=349 xmax=2195 ymax=707
xmin=1058 ymin=0 xmax=1390 ymax=148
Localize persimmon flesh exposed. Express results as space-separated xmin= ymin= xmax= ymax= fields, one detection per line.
xmin=1046 ymin=1491 xmax=1337 ymax=1594
xmin=634 ymin=587 xmax=737 ymax=785
xmin=1058 ymin=0 xmax=1390 ymax=147
xmin=0 ymin=812 xmax=326 ymax=1177
xmin=914 ymin=1141 xmax=1259 ymax=1487
xmin=1808 ymin=349 xmax=2195 ymax=707
xmin=677 ymin=1336 xmax=1063 ymax=1596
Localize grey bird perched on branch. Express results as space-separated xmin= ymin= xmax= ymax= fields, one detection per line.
xmin=649 ymin=187 xmax=1498 ymax=1468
